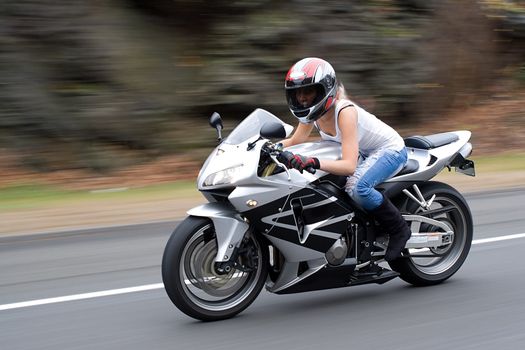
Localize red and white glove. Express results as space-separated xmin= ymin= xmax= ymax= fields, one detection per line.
xmin=279 ymin=151 xmax=320 ymax=173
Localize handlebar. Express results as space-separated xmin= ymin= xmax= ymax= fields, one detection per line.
xmin=263 ymin=141 xmax=317 ymax=175
xmin=305 ymin=166 xmax=316 ymax=174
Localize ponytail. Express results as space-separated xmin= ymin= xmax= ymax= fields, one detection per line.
xmin=337 ymin=81 xmax=349 ymax=100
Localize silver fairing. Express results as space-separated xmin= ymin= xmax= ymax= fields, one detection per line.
xmin=187 ymin=108 xmax=473 ymax=294
xmin=386 ymin=130 xmax=472 ymax=182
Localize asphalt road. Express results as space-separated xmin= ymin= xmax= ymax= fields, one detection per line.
xmin=1 ymin=188 xmax=525 ymax=350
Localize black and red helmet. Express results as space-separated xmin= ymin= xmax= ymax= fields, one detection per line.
xmin=285 ymin=57 xmax=337 ymax=124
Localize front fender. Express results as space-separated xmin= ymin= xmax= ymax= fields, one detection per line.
xmin=187 ymin=202 xmax=248 ymax=263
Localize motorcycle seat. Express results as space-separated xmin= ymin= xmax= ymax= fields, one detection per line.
xmin=404 ymin=132 xmax=459 ymax=150
xmin=395 ymin=158 xmax=419 ymax=176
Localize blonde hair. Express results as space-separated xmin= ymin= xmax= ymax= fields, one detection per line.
xmin=336 ymin=81 xmax=348 ymax=100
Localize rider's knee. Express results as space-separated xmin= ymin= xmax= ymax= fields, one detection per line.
xmin=355 ymin=179 xmax=373 ymax=199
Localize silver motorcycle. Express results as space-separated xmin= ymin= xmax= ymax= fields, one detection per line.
xmin=162 ymin=108 xmax=475 ymax=321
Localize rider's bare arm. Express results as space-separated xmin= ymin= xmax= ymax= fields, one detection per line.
xmin=280 ymin=122 xmax=314 ymax=148
xmin=318 ymin=107 xmax=359 ymax=176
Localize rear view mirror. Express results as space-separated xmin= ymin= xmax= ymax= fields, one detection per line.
xmin=209 ymin=112 xmax=223 ymax=142
xmin=209 ymin=112 xmax=223 ymax=129
xmin=260 ymin=122 xmax=286 ymax=139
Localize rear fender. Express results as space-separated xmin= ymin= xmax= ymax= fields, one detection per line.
xmin=387 ymin=131 xmax=473 ymax=182
xmin=187 ymin=202 xmax=248 ymax=263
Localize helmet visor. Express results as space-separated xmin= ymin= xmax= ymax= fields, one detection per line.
xmin=286 ymin=84 xmax=325 ymax=111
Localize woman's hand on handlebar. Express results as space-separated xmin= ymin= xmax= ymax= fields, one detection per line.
xmin=278 ymin=151 xmax=320 ymax=174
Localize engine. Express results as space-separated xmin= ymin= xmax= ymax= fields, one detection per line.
xmin=325 ymin=237 xmax=348 ymax=266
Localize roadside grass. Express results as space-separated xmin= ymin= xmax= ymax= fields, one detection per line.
xmin=469 ymin=152 xmax=525 ymax=172
xmin=0 ymin=181 xmax=199 ymax=211
xmin=1 ymin=153 xmax=523 ymax=211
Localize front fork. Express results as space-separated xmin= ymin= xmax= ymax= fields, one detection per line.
xmin=187 ymin=202 xmax=249 ymax=268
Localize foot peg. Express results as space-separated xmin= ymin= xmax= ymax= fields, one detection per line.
xmin=352 ymin=263 xmax=384 ymax=277
xmin=349 ymin=263 xmax=399 ymax=286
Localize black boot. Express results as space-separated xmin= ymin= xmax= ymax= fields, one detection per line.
xmin=370 ymin=196 xmax=412 ymax=262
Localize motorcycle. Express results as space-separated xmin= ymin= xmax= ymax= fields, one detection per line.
xmin=162 ymin=108 xmax=475 ymax=321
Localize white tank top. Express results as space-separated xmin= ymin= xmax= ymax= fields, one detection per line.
xmin=314 ymin=99 xmax=404 ymax=156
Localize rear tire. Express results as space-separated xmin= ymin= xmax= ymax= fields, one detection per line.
xmin=389 ymin=182 xmax=473 ymax=286
xmin=162 ymin=216 xmax=269 ymax=321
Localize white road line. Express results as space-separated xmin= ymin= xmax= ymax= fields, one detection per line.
xmin=2 ymin=232 xmax=525 ymax=312
xmin=0 ymin=283 xmax=163 ymax=311
xmin=472 ymin=232 xmax=525 ymax=245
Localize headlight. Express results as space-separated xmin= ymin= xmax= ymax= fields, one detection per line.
xmin=203 ymin=165 xmax=244 ymax=187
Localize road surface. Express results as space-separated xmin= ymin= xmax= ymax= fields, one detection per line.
xmin=1 ymin=189 xmax=525 ymax=350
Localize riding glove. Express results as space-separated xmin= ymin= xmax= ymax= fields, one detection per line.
xmin=279 ymin=151 xmax=320 ymax=173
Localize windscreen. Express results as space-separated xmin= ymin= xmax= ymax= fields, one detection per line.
xmin=223 ymin=109 xmax=286 ymax=145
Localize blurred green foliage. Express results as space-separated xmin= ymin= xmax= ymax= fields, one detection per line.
xmin=0 ymin=0 xmax=524 ymax=172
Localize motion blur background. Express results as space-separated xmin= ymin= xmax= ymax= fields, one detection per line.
xmin=1 ymin=0 xmax=524 ymax=190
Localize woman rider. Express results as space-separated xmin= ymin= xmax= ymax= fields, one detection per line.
xmin=279 ymin=57 xmax=411 ymax=262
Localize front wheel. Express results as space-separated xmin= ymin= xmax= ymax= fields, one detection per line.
xmin=162 ymin=216 xmax=268 ymax=321
xmin=389 ymin=182 xmax=473 ymax=286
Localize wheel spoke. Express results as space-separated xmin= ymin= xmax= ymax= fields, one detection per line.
xmin=163 ymin=217 xmax=269 ymax=320
xmin=178 ymin=225 xmax=264 ymax=311
xmin=418 ymin=205 xmax=459 ymax=217
xmin=406 ymin=195 xmax=468 ymax=273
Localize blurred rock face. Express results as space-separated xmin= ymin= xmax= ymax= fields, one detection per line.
xmin=0 ymin=0 xmax=523 ymax=171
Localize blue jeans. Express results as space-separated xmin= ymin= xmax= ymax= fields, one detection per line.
xmin=345 ymin=147 xmax=408 ymax=210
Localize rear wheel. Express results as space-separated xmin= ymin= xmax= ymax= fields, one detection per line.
xmin=162 ymin=216 xmax=268 ymax=321
xmin=389 ymin=182 xmax=473 ymax=286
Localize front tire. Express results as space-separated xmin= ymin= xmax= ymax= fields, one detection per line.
xmin=389 ymin=182 xmax=473 ymax=286
xmin=162 ymin=216 xmax=268 ymax=321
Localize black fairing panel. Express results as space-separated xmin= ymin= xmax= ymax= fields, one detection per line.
xmin=275 ymin=263 xmax=356 ymax=294
xmin=315 ymin=173 xmax=347 ymax=190
xmin=242 ymin=195 xmax=289 ymax=235
xmin=244 ymin=186 xmax=353 ymax=253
